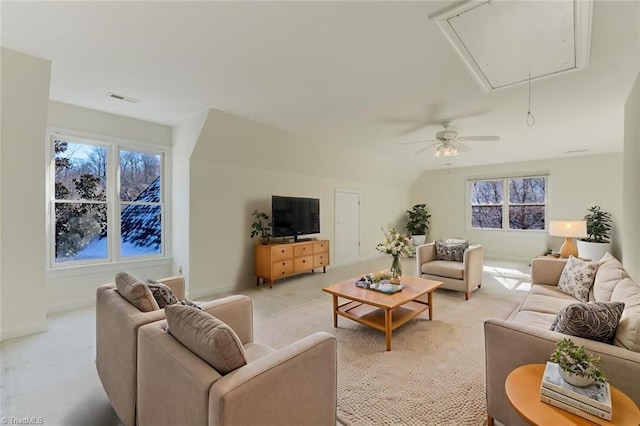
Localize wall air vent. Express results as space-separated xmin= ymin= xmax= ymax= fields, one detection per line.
xmin=430 ymin=0 xmax=593 ymax=92
xmin=108 ymin=92 xmax=141 ymax=104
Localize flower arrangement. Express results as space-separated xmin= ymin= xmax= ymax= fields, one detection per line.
xmin=375 ymin=226 xmax=414 ymax=258
xmin=550 ymin=338 xmax=606 ymax=384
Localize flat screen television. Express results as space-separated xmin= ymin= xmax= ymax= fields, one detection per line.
xmin=271 ymin=196 xmax=320 ymax=241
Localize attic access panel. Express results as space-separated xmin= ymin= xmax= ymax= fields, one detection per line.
xmin=431 ymin=0 xmax=593 ymax=91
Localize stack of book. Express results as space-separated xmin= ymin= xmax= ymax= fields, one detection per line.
xmin=540 ymin=362 xmax=612 ymax=421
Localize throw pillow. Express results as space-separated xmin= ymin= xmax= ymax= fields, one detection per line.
xmin=165 ymin=304 xmax=247 ymax=375
xmin=435 ymin=240 xmax=469 ymax=262
xmin=592 ymin=252 xmax=630 ymax=302
xmin=550 ymin=301 xmax=625 ymax=343
xmin=557 ymin=256 xmax=600 ymax=302
xmin=115 ymin=272 xmax=159 ymax=312
xmin=146 ymin=279 xmax=178 ymax=309
xmin=179 ymin=299 xmax=202 ymax=309
xmin=610 ymin=278 xmax=640 ymax=351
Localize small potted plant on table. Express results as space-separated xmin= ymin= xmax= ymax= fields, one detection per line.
xmin=550 ymin=338 xmax=605 ymax=387
xmin=250 ymin=210 xmax=271 ymax=245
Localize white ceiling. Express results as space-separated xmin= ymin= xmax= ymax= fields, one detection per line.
xmin=2 ymin=1 xmax=639 ymax=171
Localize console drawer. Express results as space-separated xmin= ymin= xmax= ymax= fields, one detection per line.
xmin=271 ymin=246 xmax=293 ymax=262
xmin=294 ymin=256 xmax=313 ymax=271
xmin=272 ymin=260 xmax=294 ymax=277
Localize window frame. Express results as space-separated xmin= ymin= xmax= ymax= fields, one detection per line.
xmin=466 ymin=173 xmax=549 ymax=233
xmin=46 ymin=128 xmax=170 ymax=269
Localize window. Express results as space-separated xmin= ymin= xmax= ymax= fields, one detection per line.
xmin=469 ymin=175 xmax=547 ymax=231
xmin=48 ymin=133 xmax=166 ymax=267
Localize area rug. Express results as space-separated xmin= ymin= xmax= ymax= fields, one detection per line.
xmin=254 ymin=286 xmax=522 ymax=426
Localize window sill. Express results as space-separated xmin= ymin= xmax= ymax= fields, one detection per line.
xmin=46 ymin=257 xmax=172 ymax=279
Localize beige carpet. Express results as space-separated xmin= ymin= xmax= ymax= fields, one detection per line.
xmin=255 ymin=284 xmax=523 ymax=426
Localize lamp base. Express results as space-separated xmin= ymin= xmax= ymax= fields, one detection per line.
xmin=559 ymin=237 xmax=578 ymax=258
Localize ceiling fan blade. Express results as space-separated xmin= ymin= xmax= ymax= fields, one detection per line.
xmin=414 ymin=143 xmax=440 ymax=154
xmin=457 ymin=136 xmax=500 ymax=141
xmin=400 ymin=139 xmax=437 ymax=146
xmin=454 ymin=142 xmax=472 ymax=152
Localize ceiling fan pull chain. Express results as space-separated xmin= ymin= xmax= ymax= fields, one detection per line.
xmin=527 ymin=73 xmax=536 ymax=127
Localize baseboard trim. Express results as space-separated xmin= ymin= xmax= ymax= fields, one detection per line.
xmin=189 ymin=284 xmax=237 ymax=300
xmin=0 ymin=320 xmax=49 ymax=342
xmin=47 ymin=297 xmax=95 ymax=314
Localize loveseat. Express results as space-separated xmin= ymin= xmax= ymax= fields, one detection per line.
xmin=136 ymin=297 xmax=337 ymax=426
xmin=484 ymin=255 xmax=640 ymax=426
xmin=416 ymin=241 xmax=484 ymax=300
xmin=96 ymin=274 xmax=223 ymax=426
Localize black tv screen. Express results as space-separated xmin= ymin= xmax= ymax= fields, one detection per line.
xmin=272 ymin=196 xmax=320 ymax=240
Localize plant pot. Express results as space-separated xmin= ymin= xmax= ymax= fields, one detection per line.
xmin=259 ymin=236 xmax=270 ymax=245
xmin=559 ymin=369 xmax=595 ymax=387
xmin=576 ymin=240 xmax=612 ymax=262
xmin=411 ymin=235 xmax=426 ymax=246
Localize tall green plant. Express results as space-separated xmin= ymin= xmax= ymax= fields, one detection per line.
xmin=405 ymin=204 xmax=431 ymax=235
xmin=250 ymin=210 xmax=271 ymax=240
xmin=581 ymin=205 xmax=612 ymax=243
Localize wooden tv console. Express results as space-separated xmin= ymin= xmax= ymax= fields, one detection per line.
xmin=254 ymin=240 xmax=330 ymax=288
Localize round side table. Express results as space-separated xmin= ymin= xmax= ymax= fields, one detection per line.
xmin=505 ymin=364 xmax=640 ymax=426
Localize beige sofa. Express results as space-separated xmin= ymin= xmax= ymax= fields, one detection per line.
xmin=137 ymin=295 xmax=337 ymax=426
xmin=484 ymin=256 xmax=640 ymax=426
xmin=416 ymin=242 xmax=484 ymax=300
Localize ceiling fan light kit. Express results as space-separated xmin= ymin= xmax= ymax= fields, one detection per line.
xmin=402 ymin=121 xmax=500 ymax=158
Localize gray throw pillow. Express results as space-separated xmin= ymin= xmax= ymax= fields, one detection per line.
xmin=435 ymin=240 xmax=469 ymax=262
xmin=165 ymin=304 xmax=247 ymax=375
xmin=115 ymin=272 xmax=159 ymax=312
xmin=550 ymin=301 xmax=625 ymax=343
xmin=146 ymin=279 xmax=178 ymax=309
xmin=557 ymin=256 xmax=600 ymax=302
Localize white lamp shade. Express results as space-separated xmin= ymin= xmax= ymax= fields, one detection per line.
xmin=549 ymin=220 xmax=587 ymax=238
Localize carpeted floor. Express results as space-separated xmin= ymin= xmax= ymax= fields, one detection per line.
xmin=255 ymin=281 xmax=523 ymax=426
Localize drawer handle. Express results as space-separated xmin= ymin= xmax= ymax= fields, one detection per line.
xmin=302 ymin=260 xmax=306 ymax=263
xmin=282 ymin=262 xmax=285 ymax=265
xmin=281 ymin=272 xmax=285 ymax=275
xmin=281 ymin=250 xmax=285 ymax=253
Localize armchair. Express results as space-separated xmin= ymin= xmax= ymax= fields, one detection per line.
xmin=136 ymin=295 xmax=337 ymax=426
xmin=416 ymin=242 xmax=484 ymax=300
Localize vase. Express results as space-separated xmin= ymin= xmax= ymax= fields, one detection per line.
xmin=259 ymin=236 xmax=270 ymax=245
xmin=390 ymin=255 xmax=402 ymax=284
xmin=559 ymin=368 xmax=595 ymax=387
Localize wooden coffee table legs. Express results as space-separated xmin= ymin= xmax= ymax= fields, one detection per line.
xmin=332 ymin=295 xmax=338 ymax=327
xmin=385 ymin=308 xmax=392 ymax=351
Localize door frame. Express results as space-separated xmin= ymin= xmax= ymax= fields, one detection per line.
xmin=334 ymin=188 xmax=361 ymax=265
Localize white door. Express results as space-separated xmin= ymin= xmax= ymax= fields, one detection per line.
xmin=335 ymin=189 xmax=360 ymax=264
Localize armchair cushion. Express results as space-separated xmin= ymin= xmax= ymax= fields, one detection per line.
xmin=550 ymin=301 xmax=625 ymax=343
xmin=146 ymin=279 xmax=178 ymax=308
xmin=557 ymin=256 xmax=600 ymax=302
xmin=611 ymin=278 xmax=640 ymax=351
xmin=115 ymin=272 xmax=159 ymax=312
xmin=434 ymin=240 xmax=468 ymax=262
xmin=165 ymin=304 xmax=247 ymax=375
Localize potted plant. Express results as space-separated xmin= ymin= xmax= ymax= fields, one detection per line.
xmin=250 ymin=209 xmax=271 ymax=245
xmin=406 ymin=204 xmax=431 ymax=246
xmin=550 ymin=338 xmax=605 ymax=387
xmin=577 ymin=205 xmax=612 ymax=261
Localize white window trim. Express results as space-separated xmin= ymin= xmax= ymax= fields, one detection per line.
xmin=45 ymin=127 xmax=172 ymax=270
xmin=466 ymin=173 xmax=549 ymax=233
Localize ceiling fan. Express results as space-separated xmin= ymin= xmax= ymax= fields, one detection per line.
xmin=401 ymin=121 xmax=500 ymax=157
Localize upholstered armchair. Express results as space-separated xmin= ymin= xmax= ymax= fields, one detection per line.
xmin=136 ymin=296 xmax=338 ymax=426
xmin=416 ymin=241 xmax=484 ymax=300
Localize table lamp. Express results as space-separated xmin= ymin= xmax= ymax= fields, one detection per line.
xmin=549 ymin=220 xmax=587 ymax=258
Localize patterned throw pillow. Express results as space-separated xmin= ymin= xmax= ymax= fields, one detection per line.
xmin=165 ymin=304 xmax=247 ymax=375
xmin=550 ymin=301 xmax=625 ymax=343
xmin=146 ymin=279 xmax=178 ymax=309
xmin=557 ymin=256 xmax=600 ymax=302
xmin=179 ymin=299 xmax=202 ymax=310
xmin=435 ymin=240 xmax=469 ymax=262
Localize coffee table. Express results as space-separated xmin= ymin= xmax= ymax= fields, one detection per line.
xmin=322 ymin=275 xmax=443 ymax=351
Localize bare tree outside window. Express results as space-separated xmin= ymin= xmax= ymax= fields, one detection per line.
xmin=51 ymin=137 xmax=165 ymax=266
xmin=470 ymin=176 xmax=547 ymax=231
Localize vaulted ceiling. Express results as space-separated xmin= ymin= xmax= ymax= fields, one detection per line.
xmin=2 ymin=1 xmax=639 ymax=170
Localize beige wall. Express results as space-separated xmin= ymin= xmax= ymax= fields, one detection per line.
xmin=1 ymin=49 xmax=51 ymax=340
xmin=623 ymin=72 xmax=640 ymax=280
xmin=45 ymin=101 xmax=173 ymax=312
xmin=188 ymin=109 xmax=411 ymax=297
xmin=410 ymin=154 xmax=623 ymax=262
